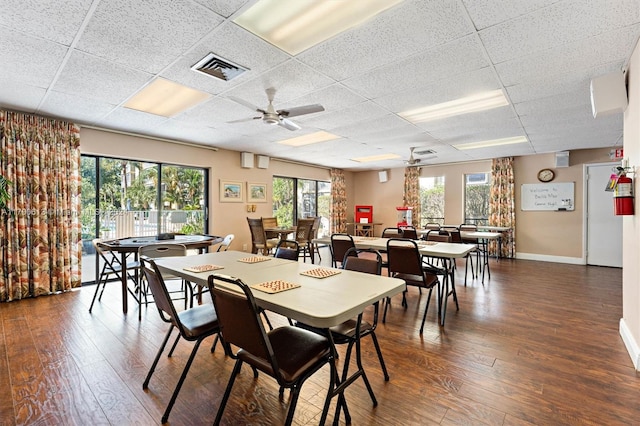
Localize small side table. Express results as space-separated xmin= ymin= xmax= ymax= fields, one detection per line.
xmin=348 ymin=222 xmax=382 ymax=237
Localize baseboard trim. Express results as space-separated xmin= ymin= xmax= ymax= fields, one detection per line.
xmin=515 ymin=252 xmax=584 ymax=264
xmin=620 ymin=318 xmax=640 ymax=371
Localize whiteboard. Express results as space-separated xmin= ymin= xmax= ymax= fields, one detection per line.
xmin=521 ymin=182 xmax=575 ymax=211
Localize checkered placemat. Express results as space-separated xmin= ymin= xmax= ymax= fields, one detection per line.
xmin=251 ymin=280 xmax=300 ymax=294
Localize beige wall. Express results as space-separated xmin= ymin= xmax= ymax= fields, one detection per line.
xmin=622 ymin=38 xmax=640 ymax=369
xmin=79 ymin=127 xmax=352 ymax=253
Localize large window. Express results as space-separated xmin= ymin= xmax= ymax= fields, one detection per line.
xmin=420 ymin=176 xmax=445 ymax=226
xmin=80 ymin=155 xmax=208 ymax=283
xmin=272 ymin=176 xmax=330 ymax=236
xmin=464 ymin=172 xmax=490 ymax=226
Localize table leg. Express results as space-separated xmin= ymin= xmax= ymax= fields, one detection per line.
xmin=121 ymin=252 xmax=128 ymax=314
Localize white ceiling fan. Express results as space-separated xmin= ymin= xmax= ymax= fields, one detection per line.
xmin=405 ymin=146 xmax=436 ymax=166
xmin=227 ymin=87 xmax=325 ymax=131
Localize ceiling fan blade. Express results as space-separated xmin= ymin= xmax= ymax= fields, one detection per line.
xmin=227 ymin=116 xmax=261 ymax=124
xmin=278 ymin=104 xmax=325 ymax=118
xmin=278 ymin=118 xmax=301 ymax=131
xmin=228 ymin=96 xmax=264 ymax=113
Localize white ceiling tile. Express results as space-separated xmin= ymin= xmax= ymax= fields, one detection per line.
xmin=0 ymin=79 xmax=46 ymax=113
xmin=223 ymin=59 xmax=334 ymax=106
xmin=495 ymin=25 xmax=639 ymax=86
xmin=191 ymin=0 xmax=249 ymax=18
xmin=298 ymin=101 xmax=390 ymax=130
xmin=0 ymin=29 xmax=68 ymax=88
xmin=462 ymin=0 xmax=560 ymax=30
xmin=77 ymin=0 xmax=225 ymax=73
xmin=343 ymin=35 xmax=489 ymax=99
xmin=297 ymin=0 xmax=473 ymax=81
xmin=53 ymin=51 xmax=153 ymax=105
xmin=96 ymin=107 xmax=169 ymax=134
xmin=0 ymin=0 xmax=93 ymax=45
xmin=479 ymin=0 xmax=640 ymax=63
xmin=39 ymin=91 xmax=116 ymax=125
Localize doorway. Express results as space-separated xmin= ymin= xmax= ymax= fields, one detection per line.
xmin=585 ymin=162 xmax=622 ymax=267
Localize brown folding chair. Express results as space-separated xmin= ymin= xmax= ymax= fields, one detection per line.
xmin=384 ymin=238 xmax=442 ymax=334
xmin=330 ymin=233 xmax=356 ymax=268
xmin=140 ymin=257 xmax=220 ymax=424
xmin=399 ymin=226 xmax=418 ymax=240
xmin=208 ymin=274 xmax=336 ymax=426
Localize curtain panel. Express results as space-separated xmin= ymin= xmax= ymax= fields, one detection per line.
xmin=489 ymin=157 xmax=515 ymax=258
xmin=0 ymin=110 xmax=82 ymax=301
xmin=402 ymin=167 xmax=421 ymax=228
xmin=329 ymin=168 xmax=347 ymax=234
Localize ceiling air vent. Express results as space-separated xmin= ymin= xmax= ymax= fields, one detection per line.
xmin=191 ymin=53 xmax=248 ymax=82
xmin=413 ymin=148 xmax=436 ymax=156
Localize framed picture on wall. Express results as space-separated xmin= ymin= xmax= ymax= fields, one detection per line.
xmin=220 ymin=180 xmax=244 ymax=202
xmin=247 ymin=182 xmax=267 ymax=202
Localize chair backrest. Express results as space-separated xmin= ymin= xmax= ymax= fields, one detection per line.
xmin=310 ymin=216 xmax=322 ymax=239
xmin=262 ymin=217 xmax=278 ymax=229
xmin=449 ymin=229 xmax=463 ymax=244
xmin=330 ymin=233 xmax=356 ymax=266
xmin=295 ymin=218 xmax=315 ymax=243
xmin=274 ymin=240 xmax=300 ymax=260
xmin=400 ymin=226 xmax=418 ymax=240
xmin=342 ymin=247 xmax=382 ymax=275
xmin=140 ymin=257 xmax=181 ymax=325
xmin=424 ymin=223 xmax=441 ymax=230
xmin=93 ymin=238 xmax=121 ymax=269
xmin=425 ymin=230 xmax=451 ymax=243
xmin=207 ymin=274 xmax=279 ymax=376
xmin=459 ymin=223 xmax=477 ymax=232
xmin=381 ymin=227 xmax=400 ymax=238
xmin=139 ymin=243 xmax=187 ymax=259
xmin=217 ymin=234 xmax=235 ymax=252
xmin=247 ymin=217 xmax=268 ymax=248
xmin=386 ymin=238 xmax=424 ymax=276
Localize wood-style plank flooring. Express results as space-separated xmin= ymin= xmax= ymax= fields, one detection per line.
xmin=1 ymin=248 xmax=638 ymax=425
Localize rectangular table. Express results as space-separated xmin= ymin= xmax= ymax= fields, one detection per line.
xmin=97 ymin=234 xmax=222 ymax=314
xmin=155 ymin=250 xmax=405 ymax=423
xmin=314 ymin=236 xmax=476 ymax=326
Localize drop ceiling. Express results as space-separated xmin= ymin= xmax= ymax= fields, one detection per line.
xmin=0 ymin=0 xmax=637 ymax=171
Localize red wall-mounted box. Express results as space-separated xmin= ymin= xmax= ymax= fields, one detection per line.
xmin=355 ymin=205 xmax=373 ymax=223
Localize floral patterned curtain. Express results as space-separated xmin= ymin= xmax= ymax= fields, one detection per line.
xmin=329 ymin=168 xmax=347 ymax=233
xmin=0 ymin=110 xmax=82 ymax=301
xmin=489 ymin=157 xmax=515 ymax=258
xmin=402 ymin=167 xmax=421 ymax=228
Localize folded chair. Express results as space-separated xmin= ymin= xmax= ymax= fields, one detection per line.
xmin=208 ymin=274 xmax=336 ymax=426
xmin=89 ymin=239 xmax=141 ymax=314
xmin=140 ymin=257 xmax=220 ymax=424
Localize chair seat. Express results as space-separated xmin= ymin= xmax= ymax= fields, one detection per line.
xmin=238 ymin=326 xmax=330 ymax=383
xmin=393 ymin=272 xmax=438 ymax=288
xmin=176 ymin=304 xmax=219 ymax=339
xmin=110 ymin=260 xmax=141 ymax=274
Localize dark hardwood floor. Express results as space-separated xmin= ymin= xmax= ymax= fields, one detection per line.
xmin=1 ymin=247 xmax=638 ymax=425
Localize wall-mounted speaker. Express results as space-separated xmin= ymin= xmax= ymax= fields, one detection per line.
xmin=555 ymin=151 xmax=569 ymax=168
xmin=257 ymin=155 xmax=270 ymax=169
xmin=378 ymin=170 xmax=388 ymax=183
xmin=590 ymin=70 xmax=627 ymax=118
xmin=241 ymin=152 xmax=254 ymax=168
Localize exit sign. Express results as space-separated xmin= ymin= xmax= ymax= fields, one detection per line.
xmin=610 ymin=148 xmax=624 ymax=160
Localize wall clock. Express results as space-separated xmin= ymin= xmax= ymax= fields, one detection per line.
xmin=537 ymin=168 xmax=555 ymax=182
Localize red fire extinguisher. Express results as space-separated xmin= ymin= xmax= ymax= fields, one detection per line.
xmin=614 ymin=173 xmax=634 ymax=215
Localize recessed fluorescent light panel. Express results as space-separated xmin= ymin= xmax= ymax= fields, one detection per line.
xmin=124 ymin=78 xmax=211 ymax=117
xmin=453 ymin=136 xmax=528 ymax=150
xmin=234 ymin=0 xmax=402 ymax=55
xmin=277 ymin=131 xmax=340 ymax=147
xmin=351 ymin=153 xmax=402 ymax=163
xmin=400 ymin=89 xmax=509 ymax=123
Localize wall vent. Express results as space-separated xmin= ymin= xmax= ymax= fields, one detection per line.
xmin=191 ymin=53 xmax=248 ymax=81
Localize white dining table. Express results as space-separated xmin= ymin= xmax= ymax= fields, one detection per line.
xmin=313 ymin=236 xmax=476 ymax=326
xmin=153 ymin=250 xmax=405 ymax=424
